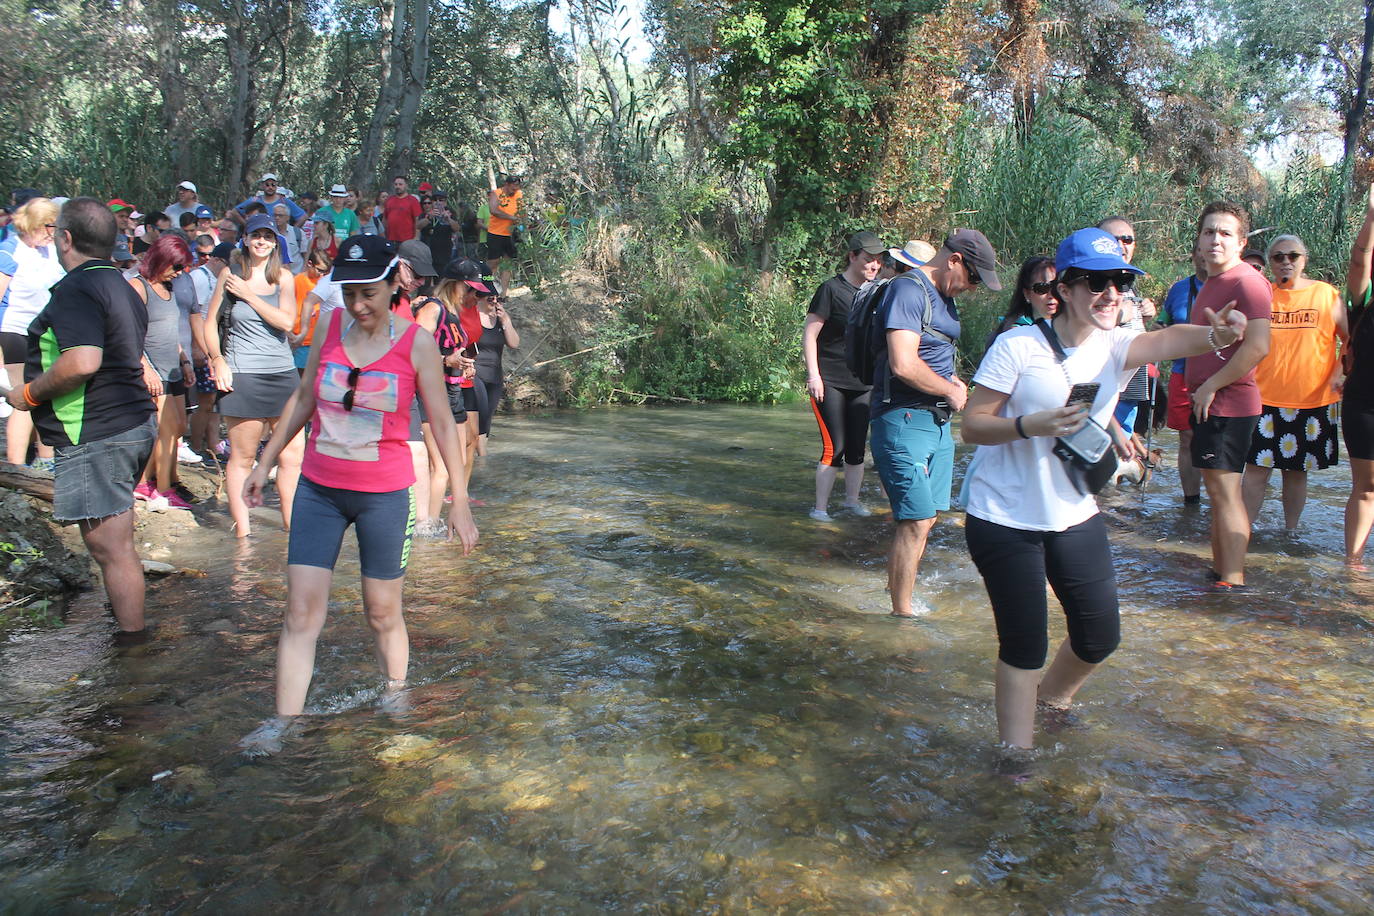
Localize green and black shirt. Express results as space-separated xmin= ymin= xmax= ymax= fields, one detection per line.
xmin=25 ymin=259 xmax=153 ymax=447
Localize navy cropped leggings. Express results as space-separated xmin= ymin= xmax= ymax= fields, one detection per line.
xmin=964 ymin=513 xmax=1121 ymax=670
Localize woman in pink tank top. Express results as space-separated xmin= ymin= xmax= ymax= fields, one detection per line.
xmin=241 ymin=235 xmax=479 ymax=736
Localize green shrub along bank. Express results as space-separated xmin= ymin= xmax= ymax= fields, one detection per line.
xmin=540 ymin=118 xmax=1359 ymax=405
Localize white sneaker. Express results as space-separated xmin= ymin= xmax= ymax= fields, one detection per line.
xmin=842 ymin=502 xmax=872 ymax=517
xmin=0 ymin=398 xmax=11 ymax=419
xmin=146 ymin=494 xmax=171 ymax=512
xmin=177 ymin=442 xmax=203 ymax=464
xmin=808 ymin=508 xmax=833 ymax=522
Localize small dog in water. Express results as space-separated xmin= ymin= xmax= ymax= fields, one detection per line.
xmin=1111 ymin=447 xmax=1164 ymax=488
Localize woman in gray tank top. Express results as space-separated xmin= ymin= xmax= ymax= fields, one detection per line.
xmin=129 ymin=235 xmax=193 ymax=510
xmin=204 ymin=213 xmax=303 ymax=537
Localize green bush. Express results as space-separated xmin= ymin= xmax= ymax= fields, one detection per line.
xmin=570 ymin=225 xmax=802 ymax=404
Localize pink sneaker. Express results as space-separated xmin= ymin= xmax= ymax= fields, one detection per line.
xmin=134 ymin=481 xmax=156 ymax=501
xmin=155 ymin=489 xmax=193 ymax=511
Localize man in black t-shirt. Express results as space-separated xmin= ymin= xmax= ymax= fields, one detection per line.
xmin=418 ymin=192 xmax=456 ymax=273
xmin=5 ymin=198 xmax=156 ymax=640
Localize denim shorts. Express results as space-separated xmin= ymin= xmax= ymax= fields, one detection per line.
xmin=52 ymin=417 xmax=156 ymax=523
xmin=870 ymin=407 xmax=954 ymax=521
xmin=287 ymin=477 xmax=416 ymax=580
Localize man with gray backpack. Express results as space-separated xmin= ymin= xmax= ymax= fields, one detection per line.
xmin=854 ymin=229 xmax=1000 ymax=617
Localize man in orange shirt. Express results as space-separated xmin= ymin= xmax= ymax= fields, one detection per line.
xmin=487 ymin=175 xmax=522 ymax=295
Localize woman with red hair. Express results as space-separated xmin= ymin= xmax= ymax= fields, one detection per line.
xmin=129 ymin=234 xmax=194 ymax=510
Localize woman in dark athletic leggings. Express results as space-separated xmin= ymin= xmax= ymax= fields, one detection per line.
xmin=475 ymin=292 xmax=520 ymax=450
xmin=1343 ymin=186 xmax=1374 ymax=568
xmin=801 ymin=232 xmax=884 ymax=521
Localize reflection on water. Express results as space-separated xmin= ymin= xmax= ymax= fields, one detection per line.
xmin=2 ymin=405 xmax=1372 ymax=911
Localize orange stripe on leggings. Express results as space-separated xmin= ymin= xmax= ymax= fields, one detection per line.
xmin=810 ymin=395 xmax=835 ymax=465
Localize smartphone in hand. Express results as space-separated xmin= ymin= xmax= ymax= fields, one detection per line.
xmin=1065 ymin=382 xmax=1100 ymax=408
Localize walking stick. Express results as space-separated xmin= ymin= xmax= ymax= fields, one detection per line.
xmin=1139 ymin=369 xmax=1158 ymax=489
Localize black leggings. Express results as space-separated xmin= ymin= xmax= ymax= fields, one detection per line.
xmin=479 ymin=376 xmax=503 ymax=437
xmin=809 ymin=384 xmax=871 ymax=467
xmin=460 ymin=377 xmax=489 ymax=432
xmin=964 ymin=513 xmax=1120 ymax=670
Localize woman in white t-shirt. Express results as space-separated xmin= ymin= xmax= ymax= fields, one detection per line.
xmin=961 ymin=228 xmax=1247 ymax=750
xmin=1 ymin=198 xmax=64 ymax=466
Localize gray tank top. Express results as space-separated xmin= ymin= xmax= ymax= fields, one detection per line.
xmin=139 ymin=278 xmax=183 ymax=383
xmin=226 ymin=285 xmax=294 ymax=374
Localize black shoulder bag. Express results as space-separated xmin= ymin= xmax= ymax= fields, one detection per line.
xmin=1035 ymin=320 xmax=1118 ymax=495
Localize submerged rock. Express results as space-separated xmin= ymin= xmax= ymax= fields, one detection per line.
xmin=376 ymin=734 xmax=438 ymax=763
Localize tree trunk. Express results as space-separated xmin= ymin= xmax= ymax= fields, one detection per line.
xmin=1339 ymin=0 xmax=1374 ymax=233
xmin=224 ymin=3 xmax=253 ymax=198
xmin=154 ymin=0 xmax=190 ymax=180
xmin=353 ymin=0 xmax=406 ymax=191
xmin=577 ymin=0 xmax=630 ymax=195
xmin=1001 ymin=0 xmax=1046 ymax=141
xmin=389 ymin=0 xmax=431 ymax=179
xmin=538 ymin=0 xmax=590 ymax=186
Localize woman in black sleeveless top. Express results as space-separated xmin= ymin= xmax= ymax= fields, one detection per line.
xmin=475 ymin=293 xmax=520 ymax=449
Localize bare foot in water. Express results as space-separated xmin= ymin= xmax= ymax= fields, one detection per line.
xmin=1344 ymin=557 xmax=1368 ymax=572
xmin=239 ymin=716 xmax=299 ymax=757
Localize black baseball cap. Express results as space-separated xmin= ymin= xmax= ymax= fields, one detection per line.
xmin=442 ymin=257 xmax=498 ymax=296
xmin=943 ymin=229 xmax=1002 ymax=290
xmin=210 ymin=241 xmax=235 ymax=261
xmin=848 ymin=231 xmax=885 ymax=255
xmin=334 ymin=235 xmax=400 ymax=283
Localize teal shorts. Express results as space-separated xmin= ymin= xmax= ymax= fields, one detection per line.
xmin=870 ymin=407 xmax=954 ymax=521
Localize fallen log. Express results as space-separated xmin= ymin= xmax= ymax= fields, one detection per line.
xmin=0 ymin=461 xmax=55 ymax=502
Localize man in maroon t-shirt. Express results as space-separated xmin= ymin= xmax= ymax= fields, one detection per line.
xmin=383 ymin=175 xmax=423 ymax=243
xmin=1185 ymin=201 xmax=1272 ymax=589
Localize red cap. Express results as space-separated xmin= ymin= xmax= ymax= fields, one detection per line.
xmin=107 ymin=198 xmax=134 ymax=212
xmin=417 ymin=182 xmax=434 ymax=192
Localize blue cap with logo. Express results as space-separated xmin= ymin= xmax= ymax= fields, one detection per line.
xmin=1055 ymin=228 xmax=1145 ymax=275
xmin=193 ymin=204 xmax=214 ymax=219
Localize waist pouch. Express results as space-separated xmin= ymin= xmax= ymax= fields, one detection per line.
xmin=1052 ymin=417 xmax=1118 ymax=495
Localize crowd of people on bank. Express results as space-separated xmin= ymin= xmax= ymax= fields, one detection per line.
xmin=1 ymin=175 xmax=527 ymax=733
xmin=804 ymin=192 xmax=1374 ymax=748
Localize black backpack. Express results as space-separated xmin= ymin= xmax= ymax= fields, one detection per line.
xmin=844 ymin=273 xmax=951 ymax=386
xmin=843 ymin=277 xmax=893 ymax=386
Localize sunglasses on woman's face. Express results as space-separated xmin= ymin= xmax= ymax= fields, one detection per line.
xmin=342 ymin=367 xmax=362 ymax=411
xmin=1027 ymin=281 xmax=1054 ymax=295
xmin=171 ymin=263 xmax=185 ymax=273
xmin=1270 ymin=251 xmax=1304 ymax=263
xmin=1072 ymin=272 xmax=1135 ymax=294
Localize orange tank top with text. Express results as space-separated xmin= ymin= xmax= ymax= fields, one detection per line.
xmin=487 ymin=189 xmax=522 ymax=236
xmin=1254 ymin=280 xmax=1341 ymax=409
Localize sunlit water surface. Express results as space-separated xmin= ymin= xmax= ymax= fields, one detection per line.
xmin=2 ymin=405 xmax=1372 ymax=912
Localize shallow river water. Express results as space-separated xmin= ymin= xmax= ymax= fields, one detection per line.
xmin=2 ymin=404 xmax=1372 ymax=913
